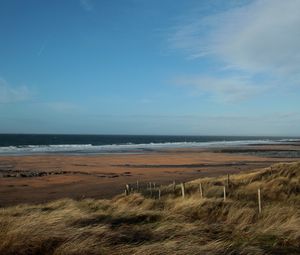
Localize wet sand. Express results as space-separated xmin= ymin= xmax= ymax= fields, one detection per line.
xmin=1 ymin=143 xmax=300 ymax=206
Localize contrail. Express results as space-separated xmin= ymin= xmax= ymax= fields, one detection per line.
xmin=37 ymin=39 xmax=48 ymax=56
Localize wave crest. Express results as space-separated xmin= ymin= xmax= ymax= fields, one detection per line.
xmin=0 ymin=139 xmax=288 ymax=155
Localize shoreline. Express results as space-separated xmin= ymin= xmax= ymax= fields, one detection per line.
xmin=1 ymin=143 xmax=300 ymax=207
xmin=1 ymin=139 xmax=300 ymax=156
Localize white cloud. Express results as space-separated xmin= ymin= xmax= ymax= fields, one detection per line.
xmin=47 ymin=102 xmax=80 ymax=113
xmin=171 ymin=0 xmax=300 ymax=74
xmin=174 ymin=75 xmax=265 ymax=102
xmin=79 ymin=0 xmax=93 ymax=11
xmin=215 ymin=0 xmax=300 ymax=77
xmin=0 ymin=78 xmax=31 ymax=104
xmin=169 ymin=0 xmax=300 ymax=100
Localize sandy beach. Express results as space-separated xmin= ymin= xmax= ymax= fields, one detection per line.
xmin=1 ymin=143 xmax=300 ymax=206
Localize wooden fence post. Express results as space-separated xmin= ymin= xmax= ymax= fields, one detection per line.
xmin=173 ymin=181 xmax=176 ymax=192
xmin=258 ymin=188 xmax=262 ymax=214
xmin=136 ymin=180 xmax=139 ymax=191
xmin=125 ymin=184 xmax=130 ymax=196
xmin=158 ymin=188 xmax=161 ymax=200
xmin=181 ymin=183 xmax=185 ymax=198
xmin=223 ymin=186 xmax=226 ymax=202
xmin=199 ymin=183 xmax=203 ymax=198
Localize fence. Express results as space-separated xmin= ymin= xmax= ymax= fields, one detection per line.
xmin=124 ymin=174 xmax=263 ymax=214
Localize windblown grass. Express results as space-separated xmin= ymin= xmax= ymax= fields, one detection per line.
xmin=0 ymin=162 xmax=299 ymax=254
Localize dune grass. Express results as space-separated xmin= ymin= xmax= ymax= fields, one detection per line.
xmin=0 ymin=162 xmax=299 ymax=254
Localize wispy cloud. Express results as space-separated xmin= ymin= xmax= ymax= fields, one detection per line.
xmin=0 ymin=78 xmax=31 ymax=104
xmin=169 ymin=0 xmax=300 ymax=101
xmin=174 ymin=75 xmax=266 ymax=103
xmin=170 ymin=0 xmax=300 ymax=75
xmin=47 ymin=102 xmax=81 ymax=113
xmin=139 ymin=98 xmax=153 ymax=104
xmin=79 ymin=0 xmax=93 ymax=11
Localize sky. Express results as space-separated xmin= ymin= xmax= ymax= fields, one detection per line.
xmin=0 ymin=0 xmax=300 ymax=136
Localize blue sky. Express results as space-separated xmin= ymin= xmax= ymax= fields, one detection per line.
xmin=1 ymin=0 xmax=300 ymax=135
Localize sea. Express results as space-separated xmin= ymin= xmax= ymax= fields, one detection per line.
xmin=0 ymin=134 xmax=299 ymax=156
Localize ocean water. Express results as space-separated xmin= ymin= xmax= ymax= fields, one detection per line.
xmin=0 ymin=134 xmax=298 ymax=155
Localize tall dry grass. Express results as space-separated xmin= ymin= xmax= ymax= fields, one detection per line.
xmin=0 ymin=162 xmax=299 ymax=254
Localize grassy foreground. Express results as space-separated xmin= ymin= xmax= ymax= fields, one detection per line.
xmin=0 ymin=162 xmax=299 ymax=255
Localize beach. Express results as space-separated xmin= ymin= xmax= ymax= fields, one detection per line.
xmin=1 ymin=142 xmax=300 ymax=206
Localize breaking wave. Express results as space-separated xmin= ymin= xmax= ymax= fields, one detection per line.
xmin=0 ymin=139 xmax=291 ymax=155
